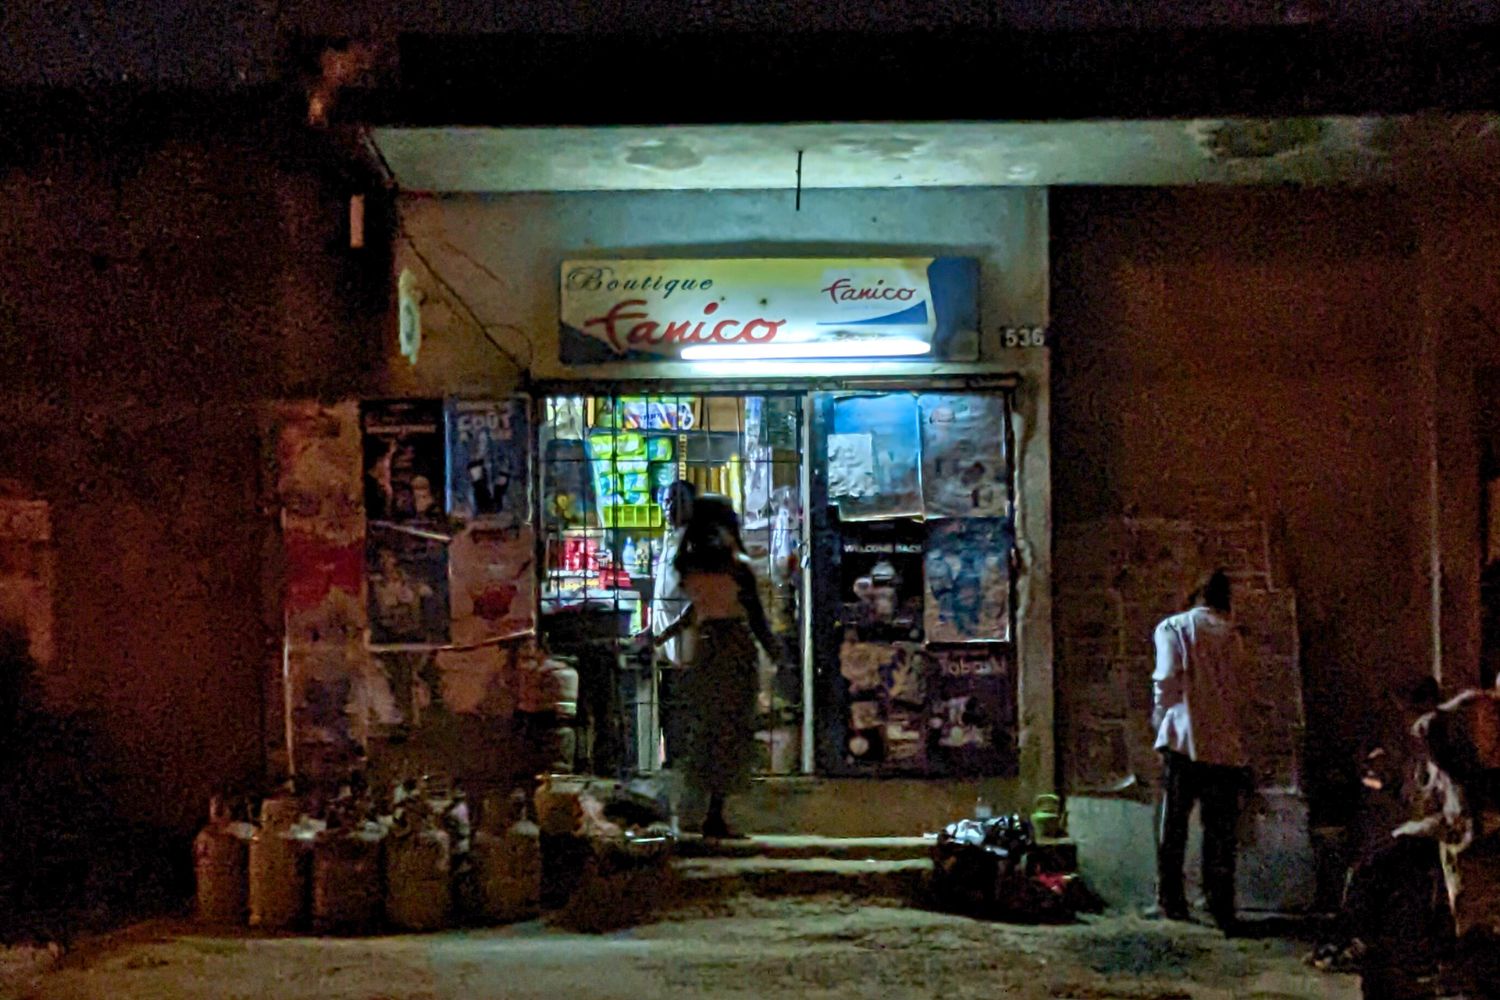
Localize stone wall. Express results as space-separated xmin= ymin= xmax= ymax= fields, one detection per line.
xmin=1057 ymin=512 xmax=1303 ymax=797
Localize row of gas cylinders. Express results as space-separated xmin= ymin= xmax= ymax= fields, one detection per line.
xmin=193 ymin=789 xmax=542 ymax=934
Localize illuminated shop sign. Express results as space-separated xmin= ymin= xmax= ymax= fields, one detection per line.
xmin=559 ymin=258 xmax=979 ymax=365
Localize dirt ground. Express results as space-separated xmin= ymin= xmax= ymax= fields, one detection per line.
xmin=2 ymin=898 xmax=1359 ymax=1000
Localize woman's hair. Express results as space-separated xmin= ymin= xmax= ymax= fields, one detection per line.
xmin=674 ymin=493 xmax=744 ymax=575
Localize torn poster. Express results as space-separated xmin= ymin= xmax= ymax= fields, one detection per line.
xmin=435 ymin=642 xmax=524 ymax=717
xmin=839 ymin=520 xmax=925 ymax=642
xmin=273 ymin=401 xmax=364 ymax=541
xmin=446 ymin=398 xmax=530 ymax=526
xmin=839 ymin=641 xmax=927 ymax=705
xmin=919 ymin=393 xmax=1010 ymax=519
xmin=366 ymin=523 xmax=450 ymax=645
xmin=286 ymin=640 xmax=405 ymax=778
xmin=448 ymin=523 xmax=536 ymax=646
xmin=284 ymin=530 xmax=365 ymax=647
xmin=924 ymin=518 xmax=1012 ymax=642
xmin=925 ymin=646 xmax=1018 ymax=776
xmin=829 ymin=394 xmax=922 ymax=519
xmin=362 ymin=399 xmax=445 ymax=524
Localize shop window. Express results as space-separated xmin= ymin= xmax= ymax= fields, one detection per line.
xmin=539 ymin=393 xmax=806 ymax=777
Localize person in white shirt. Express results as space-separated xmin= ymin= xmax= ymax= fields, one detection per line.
xmin=1151 ymin=569 xmax=1253 ymax=931
xmin=649 ymin=481 xmax=696 ymax=765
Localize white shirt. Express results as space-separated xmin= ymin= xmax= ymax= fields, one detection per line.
xmin=650 ymin=527 xmax=690 ymax=664
xmin=1152 ymin=606 xmax=1249 ymax=768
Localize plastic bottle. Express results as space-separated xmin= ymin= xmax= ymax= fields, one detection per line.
xmin=975 ymin=795 xmax=993 ymax=820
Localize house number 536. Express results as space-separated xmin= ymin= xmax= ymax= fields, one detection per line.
xmin=1000 ymin=326 xmax=1047 ymax=348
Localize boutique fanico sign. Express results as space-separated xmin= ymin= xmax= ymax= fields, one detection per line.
xmin=559 ymin=258 xmax=980 ymax=365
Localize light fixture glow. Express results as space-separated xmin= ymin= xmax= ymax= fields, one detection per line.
xmin=678 ymin=337 xmax=932 ymax=361
xmin=683 ymin=360 xmax=920 ymax=378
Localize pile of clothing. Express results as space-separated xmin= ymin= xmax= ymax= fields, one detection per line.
xmin=930 ymin=814 xmax=1098 ymax=921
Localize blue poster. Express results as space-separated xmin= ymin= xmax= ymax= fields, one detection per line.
xmin=829 ymin=393 xmax=922 ymax=520
xmin=924 ymin=519 xmax=1012 ymax=642
xmin=446 ymin=398 xmax=529 ymax=526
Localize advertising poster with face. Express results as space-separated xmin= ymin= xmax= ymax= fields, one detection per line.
xmin=918 ymin=394 xmax=1010 ymax=519
xmin=361 ymin=400 xmax=446 ymax=524
xmin=446 ymin=398 xmax=529 ymax=526
xmin=925 ymin=646 xmax=1019 ymax=776
xmin=366 ymin=523 xmax=450 ymax=645
xmin=924 ymin=519 xmax=1012 ymax=642
xmin=839 ymin=520 xmax=925 ymax=641
xmin=448 ymin=524 xmax=535 ymax=645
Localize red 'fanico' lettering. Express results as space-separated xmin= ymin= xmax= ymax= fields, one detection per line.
xmin=661 ymin=320 xmax=695 ymax=343
xmin=740 ymin=319 xmax=783 ymax=342
xmin=585 ymin=298 xmax=787 ymax=351
xmin=821 ymin=277 xmax=919 ymax=305
xmin=583 ymin=299 xmax=649 ymax=352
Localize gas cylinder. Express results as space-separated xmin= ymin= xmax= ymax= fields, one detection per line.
xmin=385 ymin=825 xmax=451 ymax=931
xmin=249 ymin=810 xmax=320 ymax=931
xmin=470 ymin=791 xmax=542 ymax=924
xmin=519 ymin=656 xmax=579 ymax=715
xmin=193 ymin=797 xmax=255 ymax=925
xmin=311 ymin=823 xmax=386 ymax=934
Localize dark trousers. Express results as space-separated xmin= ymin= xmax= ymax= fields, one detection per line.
xmin=1157 ymin=750 xmax=1248 ymax=922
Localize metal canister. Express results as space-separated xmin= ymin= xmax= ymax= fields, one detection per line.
xmin=311 ymin=824 xmax=386 ymax=934
xmin=385 ymin=826 xmax=452 ymax=931
xmin=249 ymin=823 xmax=316 ymax=930
xmin=193 ymin=802 xmax=255 ymax=926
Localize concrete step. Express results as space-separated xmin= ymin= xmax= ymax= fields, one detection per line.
xmin=674 ymin=834 xmax=936 ymax=861
xmin=670 ymin=856 xmax=931 ymax=903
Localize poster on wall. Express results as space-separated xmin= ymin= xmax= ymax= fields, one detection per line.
xmin=274 ymin=401 xmax=364 ymax=538
xmin=829 ymin=394 xmax=922 ymax=520
xmin=919 ymin=394 xmax=1010 ymax=519
xmin=839 ymin=520 xmax=924 ymax=641
xmin=448 ymin=524 xmax=536 ymax=646
xmin=366 ymin=523 xmax=450 ymax=645
xmin=925 ymin=646 xmax=1018 ymax=776
xmin=924 ymin=519 xmax=1012 ymax=642
xmin=362 ymin=400 xmax=446 ymax=524
xmin=446 ymin=398 xmax=530 ymax=526
xmin=839 ymin=641 xmax=930 ymax=770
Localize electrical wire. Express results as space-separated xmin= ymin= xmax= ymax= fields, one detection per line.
xmin=358 ymin=127 xmax=533 ymax=379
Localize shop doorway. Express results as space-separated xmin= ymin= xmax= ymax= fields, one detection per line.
xmin=538 ymin=392 xmax=808 ymax=777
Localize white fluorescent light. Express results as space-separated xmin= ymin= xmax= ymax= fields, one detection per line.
xmin=684 ymin=360 xmax=918 ymax=378
xmin=678 ymin=337 xmax=932 ymax=361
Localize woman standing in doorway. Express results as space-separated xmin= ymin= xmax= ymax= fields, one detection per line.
xmin=651 ymin=494 xmax=779 ymax=839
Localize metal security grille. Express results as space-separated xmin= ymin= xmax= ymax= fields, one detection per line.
xmin=538 ymin=392 xmax=807 ymax=778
